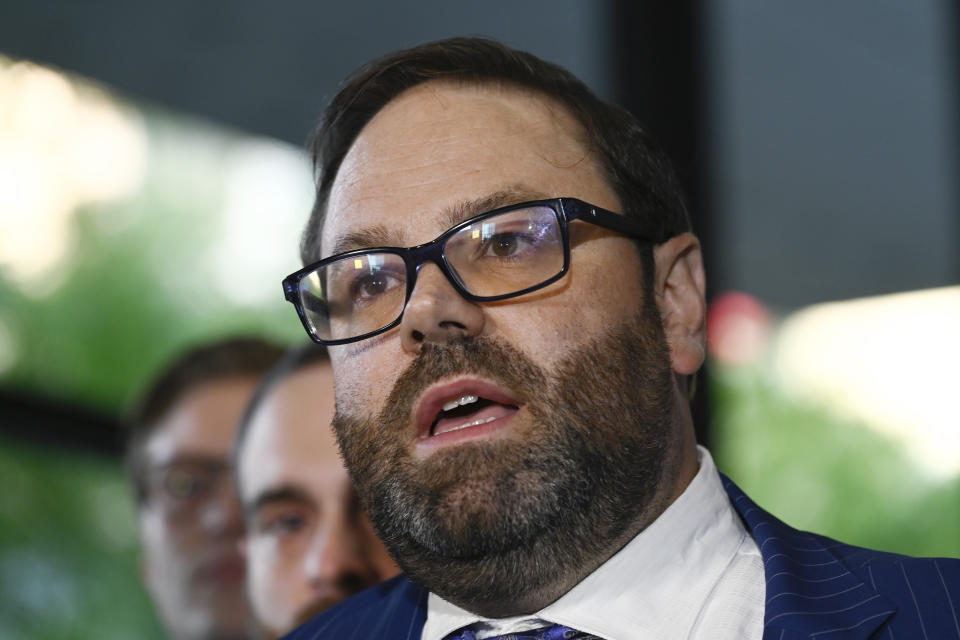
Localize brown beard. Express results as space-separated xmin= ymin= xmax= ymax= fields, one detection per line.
xmin=333 ymin=300 xmax=676 ymax=612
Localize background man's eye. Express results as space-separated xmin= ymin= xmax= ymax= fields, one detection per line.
xmin=263 ymin=511 xmax=308 ymax=535
xmin=163 ymin=469 xmax=204 ymax=500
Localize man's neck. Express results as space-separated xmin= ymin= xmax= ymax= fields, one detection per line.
xmin=459 ymin=448 xmax=699 ymax=618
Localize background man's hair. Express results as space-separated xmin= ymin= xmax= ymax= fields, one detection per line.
xmin=301 ymin=36 xmax=693 ymax=288
xmin=232 ymin=342 xmax=330 ymax=495
xmin=126 ymin=336 xmax=286 ymax=505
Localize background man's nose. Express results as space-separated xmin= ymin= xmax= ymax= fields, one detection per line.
xmin=399 ymin=262 xmax=485 ymax=353
xmin=303 ymin=520 xmax=369 ymax=587
xmin=200 ymin=487 xmax=245 ymax=538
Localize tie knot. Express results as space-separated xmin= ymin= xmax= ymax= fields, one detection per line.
xmin=445 ymin=623 xmax=602 ymax=640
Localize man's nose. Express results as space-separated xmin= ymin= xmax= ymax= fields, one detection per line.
xmin=303 ymin=519 xmax=369 ymax=587
xmin=199 ymin=485 xmax=244 ymax=538
xmin=399 ymin=262 xmax=485 ymax=354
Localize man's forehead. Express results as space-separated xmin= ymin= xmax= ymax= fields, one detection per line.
xmin=144 ymin=377 xmax=254 ymax=465
xmin=241 ymin=371 xmax=340 ymax=468
xmin=240 ymin=400 xmax=347 ymax=503
xmin=317 ymin=81 xmax=607 ymax=258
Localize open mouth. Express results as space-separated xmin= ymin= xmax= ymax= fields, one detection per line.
xmin=430 ymin=393 xmax=520 ymax=436
xmin=415 ymin=379 xmax=523 ymax=443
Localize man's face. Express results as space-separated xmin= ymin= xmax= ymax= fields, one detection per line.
xmin=320 ymin=82 xmax=697 ymax=615
xmin=239 ymin=362 xmax=399 ymax=638
xmin=137 ymin=377 xmax=255 ymax=640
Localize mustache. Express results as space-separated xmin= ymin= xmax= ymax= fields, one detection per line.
xmin=375 ymin=336 xmax=548 ymax=429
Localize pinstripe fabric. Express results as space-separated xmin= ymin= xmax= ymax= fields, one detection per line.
xmin=722 ymin=476 xmax=960 ymax=640
xmin=284 ymin=575 xmax=428 ymax=640
xmin=283 ymin=477 xmax=960 ymax=640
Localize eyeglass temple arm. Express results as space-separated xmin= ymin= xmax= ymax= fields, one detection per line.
xmin=561 ymin=198 xmax=656 ymax=242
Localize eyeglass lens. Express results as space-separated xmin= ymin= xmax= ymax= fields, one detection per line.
xmin=147 ymin=460 xmax=230 ymax=515
xmin=298 ymin=205 xmax=564 ymax=343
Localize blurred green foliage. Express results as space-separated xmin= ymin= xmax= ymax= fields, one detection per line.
xmin=712 ymin=366 xmax=960 ymax=558
xmin=1 ymin=95 xmax=307 ymax=637
xmin=0 ymin=113 xmax=304 ymax=414
xmin=0 ymin=436 xmax=163 ymax=640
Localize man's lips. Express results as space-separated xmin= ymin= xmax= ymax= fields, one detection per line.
xmin=194 ymin=553 xmax=245 ymax=587
xmin=414 ymin=378 xmax=522 ymax=440
xmin=432 ymin=401 xmax=516 ymax=436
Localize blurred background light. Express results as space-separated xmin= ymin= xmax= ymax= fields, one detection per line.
xmin=775 ymin=286 xmax=960 ymax=478
xmin=706 ymin=290 xmax=773 ymax=366
xmin=0 ymin=56 xmax=146 ymax=296
xmin=210 ymin=138 xmax=313 ymax=306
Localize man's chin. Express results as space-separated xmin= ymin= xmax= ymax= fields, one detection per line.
xmin=194 ymin=592 xmax=251 ymax=636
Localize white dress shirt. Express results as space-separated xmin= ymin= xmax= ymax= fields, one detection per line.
xmin=422 ymin=447 xmax=765 ymax=640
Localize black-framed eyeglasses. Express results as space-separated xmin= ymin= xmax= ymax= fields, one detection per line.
xmin=142 ymin=458 xmax=232 ymax=516
xmin=282 ymin=197 xmax=653 ymax=346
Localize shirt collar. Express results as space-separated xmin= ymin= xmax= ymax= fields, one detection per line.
xmin=422 ymin=447 xmax=748 ymax=640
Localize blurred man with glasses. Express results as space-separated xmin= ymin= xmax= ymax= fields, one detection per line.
xmin=127 ymin=337 xmax=283 ymax=640
xmin=234 ymin=344 xmax=399 ymax=639
xmin=282 ymin=38 xmax=959 ymax=640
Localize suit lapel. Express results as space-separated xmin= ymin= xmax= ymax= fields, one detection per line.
xmin=288 ymin=575 xmax=428 ymax=640
xmin=325 ymin=477 xmax=898 ymax=640
xmin=722 ymin=475 xmax=895 ymax=639
xmin=378 ymin=578 xmax=429 ymax=640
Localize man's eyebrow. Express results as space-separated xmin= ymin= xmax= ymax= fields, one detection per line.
xmin=150 ymin=455 xmax=228 ymax=472
xmin=437 ymin=185 xmax=551 ymax=231
xmin=327 ymin=184 xmax=549 ymax=257
xmin=330 ymin=225 xmax=395 ymax=256
xmin=245 ymin=485 xmax=312 ymax=518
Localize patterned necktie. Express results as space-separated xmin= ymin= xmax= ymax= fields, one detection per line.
xmin=445 ymin=623 xmax=603 ymax=640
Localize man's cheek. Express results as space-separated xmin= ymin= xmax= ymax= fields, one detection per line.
xmin=333 ymin=373 xmax=373 ymax=419
xmin=332 ymin=358 xmax=372 ymax=414
xmin=333 ymin=348 xmax=396 ymax=400
xmin=504 ymin=313 xmax=587 ymax=369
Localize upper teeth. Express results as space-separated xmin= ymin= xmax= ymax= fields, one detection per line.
xmin=442 ymin=394 xmax=478 ymax=412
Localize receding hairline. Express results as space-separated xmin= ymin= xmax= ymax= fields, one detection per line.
xmin=309 ymin=78 xmax=603 ymax=262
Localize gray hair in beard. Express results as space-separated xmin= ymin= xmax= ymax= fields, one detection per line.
xmin=333 ymin=301 xmax=676 ymax=611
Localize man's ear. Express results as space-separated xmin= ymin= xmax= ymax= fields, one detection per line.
xmin=653 ymin=232 xmax=706 ymax=376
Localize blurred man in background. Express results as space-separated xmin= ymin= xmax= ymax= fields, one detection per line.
xmin=127 ymin=337 xmax=284 ymax=640
xmin=235 ymin=344 xmax=399 ymax=639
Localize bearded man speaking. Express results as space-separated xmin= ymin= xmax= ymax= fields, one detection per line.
xmin=280 ymin=38 xmax=960 ymax=640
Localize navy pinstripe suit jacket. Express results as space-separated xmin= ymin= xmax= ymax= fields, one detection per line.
xmin=285 ymin=476 xmax=960 ymax=640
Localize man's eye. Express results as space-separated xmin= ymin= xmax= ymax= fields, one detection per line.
xmin=482 ymin=233 xmax=535 ymax=258
xmin=162 ymin=469 xmax=207 ymax=500
xmin=350 ymin=272 xmax=402 ymax=302
xmin=490 ymin=234 xmax=519 ymax=256
xmin=261 ymin=511 xmax=308 ymax=536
